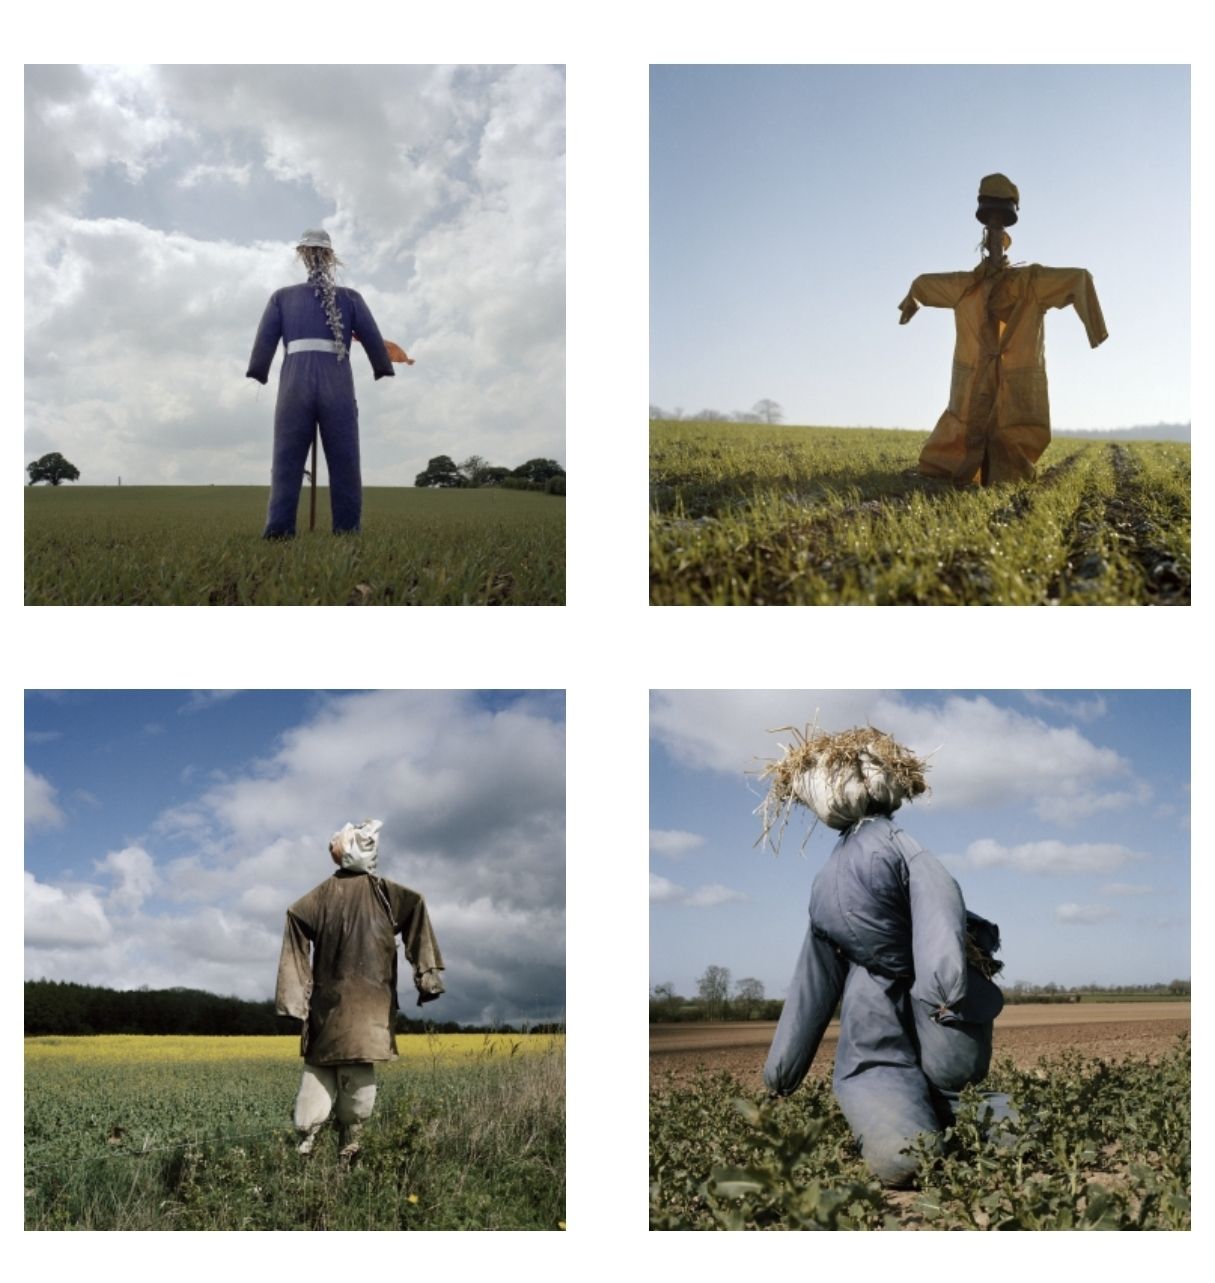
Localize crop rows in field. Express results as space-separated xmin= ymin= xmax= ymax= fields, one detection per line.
xmin=25 ymin=1034 xmax=565 ymax=1230
xmin=650 ymin=422 xmax=1190 ymax=605
xmin=25 ymin=486 xmax=565 ymax=606
xmin=650 ymin=1037 xmax=1189 ymax=1230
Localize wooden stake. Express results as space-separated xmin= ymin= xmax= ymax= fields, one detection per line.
xmin=309 ymin=427 xmax=318 ymax=531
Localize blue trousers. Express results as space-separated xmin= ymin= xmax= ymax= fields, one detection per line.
xmin=264 ymin=352 xmax=362 ymax=537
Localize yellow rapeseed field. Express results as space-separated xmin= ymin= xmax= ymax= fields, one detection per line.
xmin=25 ymin=1032 xmax=564 ymax=1065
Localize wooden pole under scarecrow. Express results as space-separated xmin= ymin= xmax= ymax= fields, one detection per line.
xmin=898 ymin=174 xmax=1108 ymax=487
xmin=307 ymin=337 xmax=414 ymax=531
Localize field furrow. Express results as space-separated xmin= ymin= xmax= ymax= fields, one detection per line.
xmin=650 ymin=422 xmax=1189 ymax=606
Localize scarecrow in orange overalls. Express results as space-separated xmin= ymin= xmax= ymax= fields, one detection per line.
xmin=899 ymin=175 xmax=1108 ymax=486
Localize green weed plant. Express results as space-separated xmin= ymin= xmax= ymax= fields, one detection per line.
xmin=650 ymin=1037 xmax=1189 ymax=1230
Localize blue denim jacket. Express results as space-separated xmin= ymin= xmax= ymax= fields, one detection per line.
xmin=765 ymin=815 xmax=1003 ymax=1097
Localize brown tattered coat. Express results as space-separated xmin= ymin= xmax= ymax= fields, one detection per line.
xmin=899 ymin=263 xmax=1107 ymax=485
xmin=276 ymin=870 xmax=444 ymax=1066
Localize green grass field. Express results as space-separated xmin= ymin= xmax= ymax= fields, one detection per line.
xmin=650 ymin=421 xmax=1190 ymax=606
xmin=651 ymin=1038 xmax=1189 ymax=1230
xmin=25 ymin=1034 xmax=565 ymax=1230
xmin=25 ymin=486 xmax=564 ymax=605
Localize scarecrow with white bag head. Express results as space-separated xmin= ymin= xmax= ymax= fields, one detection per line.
xmin=246 ymin=231 xmax=414 ymax=538
xmin=759 ymin=727 xmax=1010 ymax=1188
xmin=276 ymin=819 xmax=444 ymax=1166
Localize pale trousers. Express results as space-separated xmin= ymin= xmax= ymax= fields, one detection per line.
xmin=294 ymin=1062 xmax=377 ymax=1138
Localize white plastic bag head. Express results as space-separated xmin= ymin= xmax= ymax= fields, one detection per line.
xmin=329 ymin=819 xmax=383 ymax=873
xmin=793 ymin=752 xmax=913 ymax=831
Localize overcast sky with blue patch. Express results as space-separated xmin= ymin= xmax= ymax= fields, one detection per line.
xmin=651 ymin=690 xmax=1189 ymax=1000
xmin=25 ymin=64 xmax=564 ymax=485
xmin=651 ymin=65 xmax=1189 ymax=431
xmin=25 ymin=690 xmax=565 ymax=1027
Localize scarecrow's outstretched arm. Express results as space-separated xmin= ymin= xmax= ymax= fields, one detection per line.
xmin=246 ymin=292 xmax=283 ymax=384
xmin=898 ymin=271 xmax=976 ymax=324
xmin=763 ymin=918 xmax=848 ymax=1096
xmin=346 ymin=291 xmax=396 ymax=379
xmin=1033 ymin=267 xmax=1109 ymax=348
xmin=353 ymin=333 xmax=414 ymax=365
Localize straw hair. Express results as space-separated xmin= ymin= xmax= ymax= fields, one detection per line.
xmin=756 ymin=723 xmax=929 ymax=852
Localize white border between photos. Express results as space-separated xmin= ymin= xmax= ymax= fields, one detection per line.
xmin=13 ymin=0 xmax=1209 ymax=1271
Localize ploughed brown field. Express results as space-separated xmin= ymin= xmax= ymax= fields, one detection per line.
xmin=649 ymin=1002 xmax=1191 ymax=1088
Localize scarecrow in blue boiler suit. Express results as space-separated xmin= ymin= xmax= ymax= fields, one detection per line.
xmin=246 ymin=230 xmax=413 ymax=538
xmin=759 ymin=726 xmax=1011 ymax=1187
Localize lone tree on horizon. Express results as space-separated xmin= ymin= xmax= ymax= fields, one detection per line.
xmin=753 ymin=399 xmax=784 ymax=425
xmin=27 ymin=452 xmax=81 ymax=486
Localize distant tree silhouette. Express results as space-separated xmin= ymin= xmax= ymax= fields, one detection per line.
xmin=27 ymin=452 xmax=80 ymax=486
xmin=414 ymin=455 xmax=465 ymax=488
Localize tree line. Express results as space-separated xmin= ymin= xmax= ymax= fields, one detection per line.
xmin=415 ymin=454 xmax=565 ymax=494
xmin=649 ymin=969 xmax=1191 ymax=1022
xmin=649 ymin=399 xmax=784 ymax=425
xmin=24 ymin=979 xmax=559 ymax=1037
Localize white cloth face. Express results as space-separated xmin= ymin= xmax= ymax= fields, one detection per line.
xmin=294 ymin=1062 xmax=377 ymax=1131
xmin=330 ymin=819 xmax=383 ymax=874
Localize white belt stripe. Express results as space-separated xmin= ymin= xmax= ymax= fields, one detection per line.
xmin=286 ymin=338 xmax=343 ymax=355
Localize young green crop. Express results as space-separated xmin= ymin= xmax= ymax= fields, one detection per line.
xmin=650 ymin=1037 xmax=1189 ymax=1230
xmin=25 ymin=1034 xmax=565 ymax=1230
xmin=26 ymin=486 xmax=565 ymax=606
xmin=650 ymin=422 xmax=1189 ymax=606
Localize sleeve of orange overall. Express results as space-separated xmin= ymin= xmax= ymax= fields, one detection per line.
xmin=1033 ymin=267 xmax=1109 ymax=348
xmin=897 ymin=271 xmax=977 ymax=325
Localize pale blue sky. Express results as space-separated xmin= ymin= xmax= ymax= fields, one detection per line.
xmin=650 ymin=691 xmax=1190 ymax=999
xmin=650 ymin=65 xmax=1189 ymax=431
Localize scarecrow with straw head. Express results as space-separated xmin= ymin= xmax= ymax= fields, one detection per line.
xmin=758 ymin=725 xmax=1010 ymax=1188
xmin=275 ymin=819 xmax=444 ymax=1167
xmin=246 ymin=230 xmax=414 ymax=538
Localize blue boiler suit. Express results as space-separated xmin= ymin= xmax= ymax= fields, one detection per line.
xmin=246 ymin=284 xmax=394 ymax=536
xmin=764 ymin=815 xmax=1009 ymax=1187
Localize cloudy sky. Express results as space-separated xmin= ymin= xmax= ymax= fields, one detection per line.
xmin=651 ymin=65 xmax=1189 ymax=431
xmin=25 ymin=690 xmax=565 ymax=1027
xmin=651 ymin=690 xmax=1190 ymax=998
xmin=25 ymin=64 xmax=565 ymax=486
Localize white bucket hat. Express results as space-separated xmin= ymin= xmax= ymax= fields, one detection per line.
xmin=297 ymin=228 xmax=334 ymax=251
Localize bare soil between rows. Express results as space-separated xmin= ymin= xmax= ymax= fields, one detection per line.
xmin=650 ymin=1002 xmax=1190 ymax=1089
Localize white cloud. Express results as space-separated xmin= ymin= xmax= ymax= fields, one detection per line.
xmin=24 ymin=872 xmax=111 ymax=948
xmin=650 ymin=690 xmax=1141 ymax=825
xmin=179 ymin=690 xmax=240 ymax=714
xmin=684 ymin=884 xmax=747 ymax=908
xmin=25 ymin=692 xmax=565 ymax=1025
xmin=95 ymin=846 xmax=158 ymax=909
xmin=1055 ymin=903 xmax=1116 ymax=925
xmin=25 ymin=766 xmax=65 ymax=830
xmin=177 ymin=162 xmax=251 ymax=189
xmin=1101 ymin=882 xmax=1154 ymax=897
xmin=650 ymin=873 xmax=685 ymax=903
xmin=965 ymin=839 xmax=1144 ymax=875
xmin=25 ymin=65 xmax=564 ymax=485
xmin=649 ymin=828 xmax=705 ymax=859
xmin=650 ymin=871 xmax=747 ymax=908
xmin=1022 ymin=692 xmax=1108 ymax=722
xmin=25 ymin=730 xmax=62 ymax=744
